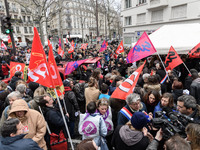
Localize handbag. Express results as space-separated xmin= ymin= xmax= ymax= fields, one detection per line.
xmin=50 ymin=130 xmax=68 ymax=150
xmin=38 ymin=106 xmax=68 ymax=150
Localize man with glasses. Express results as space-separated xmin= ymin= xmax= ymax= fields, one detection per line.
xmin=177 ymin=95 xmax=200 ymax=123
xmin=117 ymin=93 xmax=147 ymax=125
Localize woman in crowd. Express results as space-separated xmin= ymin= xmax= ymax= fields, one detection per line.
xmin=143 ymin=90 xmax=161 ymax=114
xmin=186 ymin=123 xmax=200 ymax=150
xmin=171 ymin=80 xmax=183 ymax=103
xmin=153 ymin=92 xmax=175 ymax=117
xmin=84 ymin=77 xmax=100 ymax=107
xmin=97 ymin=98 xmax=114 ymax=149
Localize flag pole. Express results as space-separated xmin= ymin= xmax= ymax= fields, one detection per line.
xmin=182 ymin=62 xmax=192 ymax=75
xmin=54 ymin=88 xmax=74 ymax=150
xmin=156 ymin=52 xmax=170 ymax=81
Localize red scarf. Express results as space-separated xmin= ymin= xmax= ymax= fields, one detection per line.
xmin=64 ymin=86 xmax=71 ymax=92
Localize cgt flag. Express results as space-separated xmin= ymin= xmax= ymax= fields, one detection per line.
xmin=165 ymin=46 xmax=183 ymax=71
xmin=99 ymin=40 xmax=107 ymax=52
xmin=28 ymin=27 xmax=54 ymax=88
xmin=81 ymin=43 xmax=88 ymax=50
xmin=111 ymin=61 xmax=146 ymax=100
xmin=68 ymin=40 xmax=75 ymax=54
xmin=48 ymin=40 xmax=65 ymax=96
xmin=126 ymin=32 xmax=157 ymax=63
xmin=65 ymin=59 xmax=87 ymax=75
xmin=115 ymin=40 xmax=124 ymax=54
xmin=188 ymin=43 xmax=200 ymax=58
xmin=10 ymin=62 xmax=25 ymax=79
xmin=1 ymin=41 xmax=7 ymax=50
xmin=58 ymin=38 xmax=64 ymax=57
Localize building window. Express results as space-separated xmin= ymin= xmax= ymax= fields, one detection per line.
xmin=27 ymin=16 xmax=31 ymax=22
xmin=24 ymin=27 xmax=28 ymax=33
xmin=125 ymin=16 xmax=132 ymax=25
xmin=137 ymin=13 xmax=146 ymax=24
xmin=139 ymin=0 xmax=146 ymax=4
xmin=16 ymin=26 xmax=20 ymax=33
xmin=171 ymin=4 xmax=187 ymax=19
xmin=125 ymin=0 xmax=131 ymax=8
xmin=22 ymin=16 xmax=26 ymax=22
xmin=14 ymin=15 xmax=17 ymax=19
xmin=29 ymin=27 xmax=32 ymax=33
xmin=151 ymin=9 xmax=163 ymax=22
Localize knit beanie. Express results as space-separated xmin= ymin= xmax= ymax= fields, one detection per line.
xmin=131 ymin=112 xmax=148 ymax=130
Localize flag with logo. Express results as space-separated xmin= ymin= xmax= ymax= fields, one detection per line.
xmin=28 ymin=27 xmax=54 ymax=88
xmin=10 ymin=62 xmax=26 ymax=79
xmin=58 ymin=38 xmax=64 ymax=57
xmin=81 ymin=43 xmax=88 ymax=50
xmin=1 ymin=41 xmax=7 ymax=50
xmin=115 ymin=40 xmax=124 ymax=54
xmin=126 ymin=32 xmax=157 ymax=63
xmin=8 ymin=34 xmax=12 ymax=48
xmin=99 ymin=40 xmax=107 ymax=52
xmin=68 ymin=40 xmax=75 ymax=54
xmin=65 ymin=59 xmax=87 ymax=75
xmin=188 ymin=43 xmax=200 ymax=58
xmin=165 ymin=46 xmax=183 ymax=71
xmin=111 ymin=61 xmax=146 ymax=100
xmin=48 ymin=40 xmax=64 ymax=96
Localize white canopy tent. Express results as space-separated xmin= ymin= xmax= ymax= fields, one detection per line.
xmin=132 ymin=23 xmax=200 ymax=54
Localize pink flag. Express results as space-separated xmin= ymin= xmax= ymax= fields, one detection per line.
xmin=65 ymin=59 xmax=87 ymax=75
xmin=126 ymin=32 xmax=157 ymax=63
xmin=99 ymin=40 xmax=107 ymax=52
xmin=97 ymin=61 xmax=101 ymax=68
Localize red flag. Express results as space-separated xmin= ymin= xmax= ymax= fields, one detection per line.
xmin=1 ymin=41 xmax=7 ymax=50
xmin=126 ymin=32 xmax=157 ymax=63
xmin=28 ymin=27 xmax=54 ymax=88
xmin=188 ymin=43 xmax=200 ymax=58
xmin=10 ymin=62 xmax=25 ymax=79
xmin=111 ymin=61 xmax=146 ymax=100
xmin=115 ymin=40 xmax=124 ymax=54
xmin=99 ymin=40 xmax=107 ymax=52
xmin=165 ymin=46 xmax=183 ymax=71
xmin=58 ymin=38 xmax=64 ymax=57
xmin=48 ymin=40 xmax=64 ymax=96
xmin=81 ymin=43 xmax=88 ymax=50
xmin=8 ymin=35 xmax=12 ymax=48
xmin=66 ymin=38 xmax=69 ymax=44
xmin=68 ymin=40 xmax=75 ymax=54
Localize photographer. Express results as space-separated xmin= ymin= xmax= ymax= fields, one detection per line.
xmin=177 ymin=95 xmax=200 ymax=123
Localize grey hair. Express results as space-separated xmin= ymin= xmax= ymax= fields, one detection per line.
xmin=7 ymin=91 xmax=22 ymax=100
xmin=177 ymin=95 xmax=197 ymax=110
xmin=142 ymin=73 xmax=150 ymax=80
xmin=105 ymin=73 xmax=112 ymax=79
xmin=16 ymin=84 xmax=27 ymax=94
xmin=126 ymin=93 xmax=141 ymax=105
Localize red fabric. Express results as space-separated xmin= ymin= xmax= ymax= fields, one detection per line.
xmin=81 ymin=43 xmax=88 ymax=50
xmin=10 ymin=62 xmax=25 ymax=79
xmin=111 ymin=61 xmax=146 ymax=100
xmin=115 ymin=40 xmax=124 ymax=54
xmin=8 ymin=35 xmax=12 ymax=48
xmin=68 ymin=40 xmax=74 ymax=54
xmin=64 ymin=86 xmax=71 ymax=92
xmin=165 ymin=46 xmax=183 ymax=71
xmin=188 ymin=42 xmax=200 ymax=58
xmin=1 ymin=41 xmax=7 ymax=50
xmin=50 ymin=130 xmax=67 ymax=150
xmin=28 ymin=27 xmax=54 ymax=88
xmin=1 ymin=64 xmax=10 ymax=76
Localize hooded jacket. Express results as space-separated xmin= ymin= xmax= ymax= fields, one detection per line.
xmin=111 ymin=125 xmax=149 ymax=150
xmin=8 ymin=99 xmax=47 ymax=150
xmin=0 ymin=134 xmax=42 ymax=150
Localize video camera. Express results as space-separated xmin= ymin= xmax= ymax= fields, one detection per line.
xmin=151 ymin=107 xmax=194 ymax=140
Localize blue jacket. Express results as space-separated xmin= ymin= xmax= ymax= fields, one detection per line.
xmin=117 ymin=102 xmax=147 ymax=125
xmin=0 ymin=134 xmax=42 ymax=150
xmin=153 ymin=102 xmax=162 ymax=117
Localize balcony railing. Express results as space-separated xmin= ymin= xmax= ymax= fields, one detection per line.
xmin=147 ymin=0 xmax=168 ymax=10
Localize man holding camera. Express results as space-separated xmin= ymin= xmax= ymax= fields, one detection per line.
xmin=177 ymin=95 xmax=200 ymax=123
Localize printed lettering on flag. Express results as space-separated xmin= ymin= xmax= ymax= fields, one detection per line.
xmin=126 ymin=32 xmax=157 ymax=63
xmin=28 ymin=27 xmax=54 ymax=88
xmin=111 ymin=61 xmax=146 ymax=100
xmin=165 ymin=46 xmax=183 ymax=71
xmin=188 ymin=43 xmax=200 ymax=58
xmin=65 ymin=59 xmax=87 ymax=75
xmin=81 ymin=43 xmax=88 ymax=50
xmin=115 ymin=40 xmax=124 ymax=54
xmin=10 ymin=62 xmax=26 ymax=79
xmin=68 ymin=40 xmax=75 ymax=53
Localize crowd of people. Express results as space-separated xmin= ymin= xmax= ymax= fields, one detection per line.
xmin=0 ymin=42 xmax=200 ymax=150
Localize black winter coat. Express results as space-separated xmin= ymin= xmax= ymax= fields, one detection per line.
xmin=8 ymin=76 xmax=21 ymax=91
